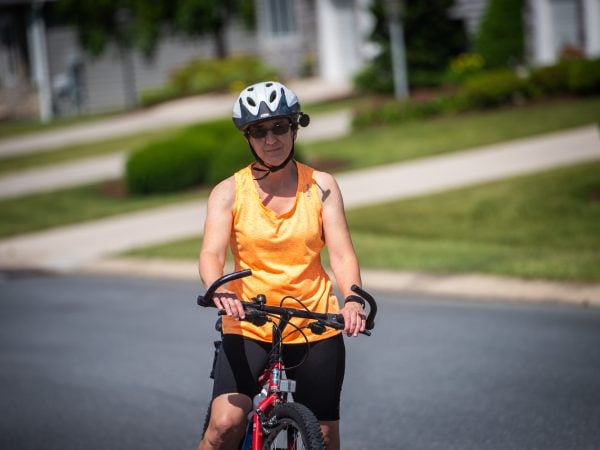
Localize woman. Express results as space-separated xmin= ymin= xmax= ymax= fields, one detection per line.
xmin=198 ymin=81 xmax=366 ymax=450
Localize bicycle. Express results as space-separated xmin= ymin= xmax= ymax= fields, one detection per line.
xmin=197 ymin=269 xmax=378 ymax=450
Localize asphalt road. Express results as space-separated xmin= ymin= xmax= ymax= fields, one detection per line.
xmin=1 ymin=273 xmax=599 ymax=450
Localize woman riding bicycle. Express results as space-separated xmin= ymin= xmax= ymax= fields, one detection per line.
xmin=198 ymin=81 xmax=366 ymax=450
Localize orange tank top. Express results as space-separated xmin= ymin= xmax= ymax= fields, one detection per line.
xmin=223 ymin=162 xmax=341 ymax=343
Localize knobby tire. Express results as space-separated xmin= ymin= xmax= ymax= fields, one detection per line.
xmin=262 ymin=402 xmax=325 ymax=450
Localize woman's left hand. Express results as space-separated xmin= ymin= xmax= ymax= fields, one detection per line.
xmin=340 ymin=302 xmax=366 ymax=337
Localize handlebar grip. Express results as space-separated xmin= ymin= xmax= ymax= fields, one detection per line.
xmin=351 ymin=284 xmax=377 ymax=330
xmin=197 ymin=269 xmax=252 ymax=307
xmin=329 ymin=313 xmax=371 ymax=336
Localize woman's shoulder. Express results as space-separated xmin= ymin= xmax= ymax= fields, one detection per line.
xmin=301 ymin=165 xmax=341 ymax=204
xmin=310 ymin=168 xmax=338 ymax=191
xmin=208 ymin=175 xmax=236 ymax=208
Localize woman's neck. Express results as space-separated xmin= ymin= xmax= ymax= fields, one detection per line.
xmin=253 ymin=160 xmax=298 ymax=196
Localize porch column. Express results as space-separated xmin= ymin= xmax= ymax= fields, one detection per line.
xmin=316 ymin=0 xmax=360 ymax=82
xmin=582 ymin=0 xmax=600 ymax=56
xmin=530 ymin=0 xmax=555 ymax=65
xmin=28 ymin=0 xmax=53 ymax=122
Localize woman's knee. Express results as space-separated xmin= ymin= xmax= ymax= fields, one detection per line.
xmin=320 ymin=420 xmax=340 ymax=450
xmin=206 ymin=394 xmax=251 ymax=442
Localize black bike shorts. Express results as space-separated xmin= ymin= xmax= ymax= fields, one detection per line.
xmin=211 ymin=333 xmax=346 ymax=421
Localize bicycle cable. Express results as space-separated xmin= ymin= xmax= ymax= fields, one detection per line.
xmin=277 ymin=295 xmax=319 ymax=372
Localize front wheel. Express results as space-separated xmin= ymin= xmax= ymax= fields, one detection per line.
xmin=262 ymin=402 xmax=325 ymax=450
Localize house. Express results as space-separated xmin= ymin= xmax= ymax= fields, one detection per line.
xmin=1 ymin=0 xmax=598 ymax=121
xmin=452 ymin=0 xmax=600 ymax=64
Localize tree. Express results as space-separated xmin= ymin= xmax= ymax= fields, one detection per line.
xmin=403 ymin=0 xmax=468 ymax=84
xmin=56 ymin=0 xmax=255 ymax=60
xmin=56 ymin=0 xmax=171 ymax=59
xmin=474 ymin=0 xmax=524 ymax=68
xmin=354 ymin=0 xmax=468 ymax=93
xmin=173 ymin=0 xmax=255 ymax=59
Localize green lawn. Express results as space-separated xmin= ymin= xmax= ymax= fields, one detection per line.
xmin=303 ymin=96 xmax=600 ymax=170
xmin=0 ymin=182 xmax=208 ymax=239
xmin=347 ymin=161 xmax=600 ymax=282
xmin=126 ymin=161 xmax=600 ymax=282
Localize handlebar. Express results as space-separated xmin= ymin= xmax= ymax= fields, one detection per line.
xmin=197 ymin=269 xmax=377 ymax=332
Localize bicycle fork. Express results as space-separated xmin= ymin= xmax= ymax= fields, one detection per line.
xmin=244 ymin=360 xmax=297 ymax=448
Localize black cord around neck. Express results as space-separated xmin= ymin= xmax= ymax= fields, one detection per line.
xmin=249 ymin=142 xmax=296 ymax=181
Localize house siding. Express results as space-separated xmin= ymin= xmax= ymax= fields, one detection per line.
xmin=44 ymin=21 xmax=257 ymax=114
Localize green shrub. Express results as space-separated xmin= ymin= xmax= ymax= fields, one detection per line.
xmin=170 ymin=54 xmax=279 ymax=95
xmin=353 ymin=63 xmax=394 ymax=94
xmin=126 ymin=120 xmax=246 ymax=195
xmin=126 ymin=128 xmax=213 ymax=195
xmin=568 ymin=58 xmax=600 ymax=95
xmin=409 ymin=70 xmax=446 ymax=88
xmin=445 ymin=53 xmax=486 ymax=85
xmin=459 ymin=69 xmax=528 ymax=108
xmin=351 ymin=96 xmax=453 ymax=129
xmin=529 ymin=61 xmax=572 ymax=97
xmin=352 ymin=57 xmax=600 ymax=130
xmin=199 ymin=121 xmax=252 ymax=184
xmin=139 ymin=55 xmax=279 ymax=107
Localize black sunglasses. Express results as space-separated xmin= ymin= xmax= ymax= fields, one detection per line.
xmin=246 ymin=122 xmax=291 ymax=139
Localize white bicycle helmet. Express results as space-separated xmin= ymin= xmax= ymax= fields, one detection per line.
xmin=232 ymin=81 xmax=310 ymax=130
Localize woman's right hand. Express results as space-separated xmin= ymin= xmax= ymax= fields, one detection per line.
xmin=214 ymin=289 xmax=245 ymax=320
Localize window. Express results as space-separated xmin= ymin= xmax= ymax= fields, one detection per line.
xmin=265 ymin=0 xmax=297 ymax=35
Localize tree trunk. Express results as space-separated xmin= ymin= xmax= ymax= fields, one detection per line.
xmin=214 ymin=25 xmax=227 ymax=59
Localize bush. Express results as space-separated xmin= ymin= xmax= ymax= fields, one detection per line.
xmin=353 ymin=62 xmax=394 ymax=94
xmin=351 ymin=96 xmax=455 ymax=129
xmin=351 ymin=57 xmax=600 ymax=130
xmin=568 ymin=58 xmax=600 ymax=95
xmin=126 ymin=120 xmax=248 ymax=195
xmin=445 ymin=53 xmax=486 ymax=85
xmin=170 ymin=55 xmax=278 ymax=95
xmin=459 ymin=69 xmax=529 ymax=108
xmin=126 ymin=129 xmax=212 ymax=195
xmin=200 ymin=121 xmax=252 ymax=184
xmin=139 ymin=55 xmax=279 ymax=107
xmin=529 ymin=61 xmax=572 ymax=97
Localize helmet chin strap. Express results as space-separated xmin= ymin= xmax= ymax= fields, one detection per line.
xmin=248 ymin=141 xmax=295 ymax=181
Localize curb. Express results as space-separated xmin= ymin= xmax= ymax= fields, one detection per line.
xmin=78 ymin=257 xmax=600 ymax=309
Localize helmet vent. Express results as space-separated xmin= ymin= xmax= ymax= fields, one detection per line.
xmin=247 ymin=97 xmax=256 ymax=107
xmin=269 ymin=91 xmax=277 ymax=102
xmin=266 ymin=82 xmax=273 ymax=87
